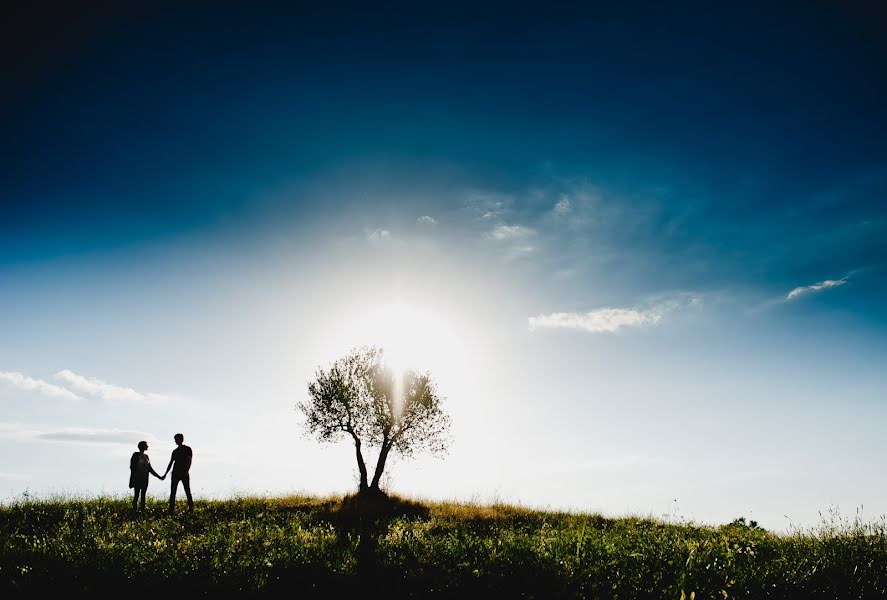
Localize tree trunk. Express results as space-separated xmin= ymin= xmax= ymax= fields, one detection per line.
xmin=353 ymin=437 xmax=369 ymax=491
xmin=369 ymin=442 xmax=391 ymax=490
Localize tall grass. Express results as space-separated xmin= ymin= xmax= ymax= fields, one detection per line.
xmin=1 ymin=494 xmax=884 ymax=598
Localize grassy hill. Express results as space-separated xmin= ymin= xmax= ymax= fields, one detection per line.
xmin=1 ymin=493 xmax=884 ymax=599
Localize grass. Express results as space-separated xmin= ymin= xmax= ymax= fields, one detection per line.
xmin=0 ymin=492 xmax=884 ymax=599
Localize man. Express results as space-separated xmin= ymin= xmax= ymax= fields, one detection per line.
xmin=164 ymin=433 xmax=194 ymax=513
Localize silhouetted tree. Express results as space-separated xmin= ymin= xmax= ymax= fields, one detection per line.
xmin=299 ymin=346 xmax=451 ymax=493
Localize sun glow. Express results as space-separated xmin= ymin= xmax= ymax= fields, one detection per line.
xmin=334 ymin=301 xmax=466 ymax=378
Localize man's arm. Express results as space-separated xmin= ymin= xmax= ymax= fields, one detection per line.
xmin=164 ymin=451 xmax=175 ymax=476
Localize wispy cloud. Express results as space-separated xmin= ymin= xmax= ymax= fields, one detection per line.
xmin=786 ymin=277 xmax=848 ymax=300
xmin=528 ymin=307 xmax=663 ymax=333
xmin=0 ymin=371 xmax=82 ymax=401
xmin=417 ymin=215 xmax=438 ymax=226
xmin=32 ymin=428 xmax=153 ymax=445
xmin=553 ymin=196 xmax=571 ymax=215
xmin=529 ymin=295 xmax=700 ymax=334
xmin=488 ymin=224 xmax=535 ymax=240
xmin=53 ymin=370 xmax=165 ymax=402
xmin=464 ymin=191 xmax=508 ymax=221
xmin=365 ymin=228 xmax=392 ymax=245
xmin=0 ymin=422 xmax=156 ymax=446
xmin=477 ymin=220 xmax=539 ymax=261
xmin=364 ymin=227 xmax=409 ymax=249
xmin=502 ymin=244 xmax=538 ymax=262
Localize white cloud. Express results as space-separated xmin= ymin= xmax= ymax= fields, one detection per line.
xmin=465 ymin=192 xmax=507 ymax=220
xmin=0 ymin=422 xmax=157 ymax=447
xmin=488 ymin=224 xmax=535 ymax=240
xmin=33 ymin=427 xmax=154 ymax=445
xmin=553 ymin=196 xmax=571 ymax=215
xmin=0 ymin=424 xmax=157 ymax=446
xmin=503 ymin=245 xmax=537 ymax=261
xmin=364 ymin=228 xmax=407 ymax=248
xmin=365 ymin=228 xmax=391 ymax=243
xmin=0 ymin=371 xmax=82 ymax=401
xmin=529 ymin=294 xmax=701 ymax=334
xmin=528 ymin=307 xmax=663 ymax=333
xmin=786 ymin=277 xmax=848 ymax=300
xmin=417 ymin=215 xmax=438 ymax=226
xmin=54 ymin=370 xmax=165 ymax=402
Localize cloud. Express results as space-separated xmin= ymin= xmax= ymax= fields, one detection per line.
xmin=417 ymin=215 xmax=438 ymax=226
xmin=488 ymin=224 xmax=535 ymax=240
xmin=528 ymin=294 xmax=700 ymax=334
xmin=32 ymin=428 xmax=152 ymax=445
xmin=0 ymin=371 xmax=82 ymax=401
xmin=0 ymin=421 xmax=158 ymax=446
xmin=54 ymin=370 xmax=165 ymax=402
xmin=553 ymin=196 xmax=571 ymax=215
xmin=464 ymin=192 xmax=507 ymax=221
xmin=528 ymin=307 xmax=663 ymax=333
xmin=503 ymin=244 xmax=537 ymax=261
xmin=364 ymin=228 xmax=407 ymax=248
xmin=786 ymin=277 xmax=848 ymax=300
xmin=365 ymin=228 xmax=391 ymax=243
xmin=0 ymin=422 xmax=147 ymax=445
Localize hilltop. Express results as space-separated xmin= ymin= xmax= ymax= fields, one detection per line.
xmin=1 ymin=493 xmax=884 ymax=599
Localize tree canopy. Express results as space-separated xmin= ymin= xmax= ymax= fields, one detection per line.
xmin=299 ymin=346 xmax=451 ymax=492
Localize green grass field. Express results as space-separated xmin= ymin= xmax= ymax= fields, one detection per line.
xmin=1 ymin=493 xmax=884 ymax=599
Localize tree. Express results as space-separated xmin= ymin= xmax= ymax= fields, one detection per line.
xmin=299 ymin=346 xmax=451 ymax=493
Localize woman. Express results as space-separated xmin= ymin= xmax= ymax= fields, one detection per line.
xmin=129 ymin=440 xmax=164 ymax=511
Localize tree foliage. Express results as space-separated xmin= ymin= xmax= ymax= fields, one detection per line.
xmin=299 ymin=346 xmax=451 ymax=492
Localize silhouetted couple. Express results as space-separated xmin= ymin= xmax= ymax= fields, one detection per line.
xmin=128 ymin=433 xmax=194 ymax=513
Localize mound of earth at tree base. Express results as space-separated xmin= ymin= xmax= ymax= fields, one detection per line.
xmin=335 ymin=488 xmax=430 ymax=522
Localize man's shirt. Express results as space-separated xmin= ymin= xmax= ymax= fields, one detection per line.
xmin=170 ymin=445 xmax=193 ymax=475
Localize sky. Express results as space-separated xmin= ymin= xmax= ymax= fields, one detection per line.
xmin=2 ymin=1 xmax=886 ymax=532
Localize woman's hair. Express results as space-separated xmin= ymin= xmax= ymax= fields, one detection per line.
xmin=137 ymin=441 xmax=148 ymax=451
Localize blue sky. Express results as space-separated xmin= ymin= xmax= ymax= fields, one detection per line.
xmin=2 ymin=2 xmax=886 ymax=530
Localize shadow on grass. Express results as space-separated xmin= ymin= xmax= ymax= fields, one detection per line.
xmin=253 ymin=489 xmax=431 ymax=598
xmin=337 ymin=488 xmax=429 ymax=581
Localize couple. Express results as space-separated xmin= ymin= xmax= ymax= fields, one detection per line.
xmin=129 ymin=433 xmax=194 ymax=513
